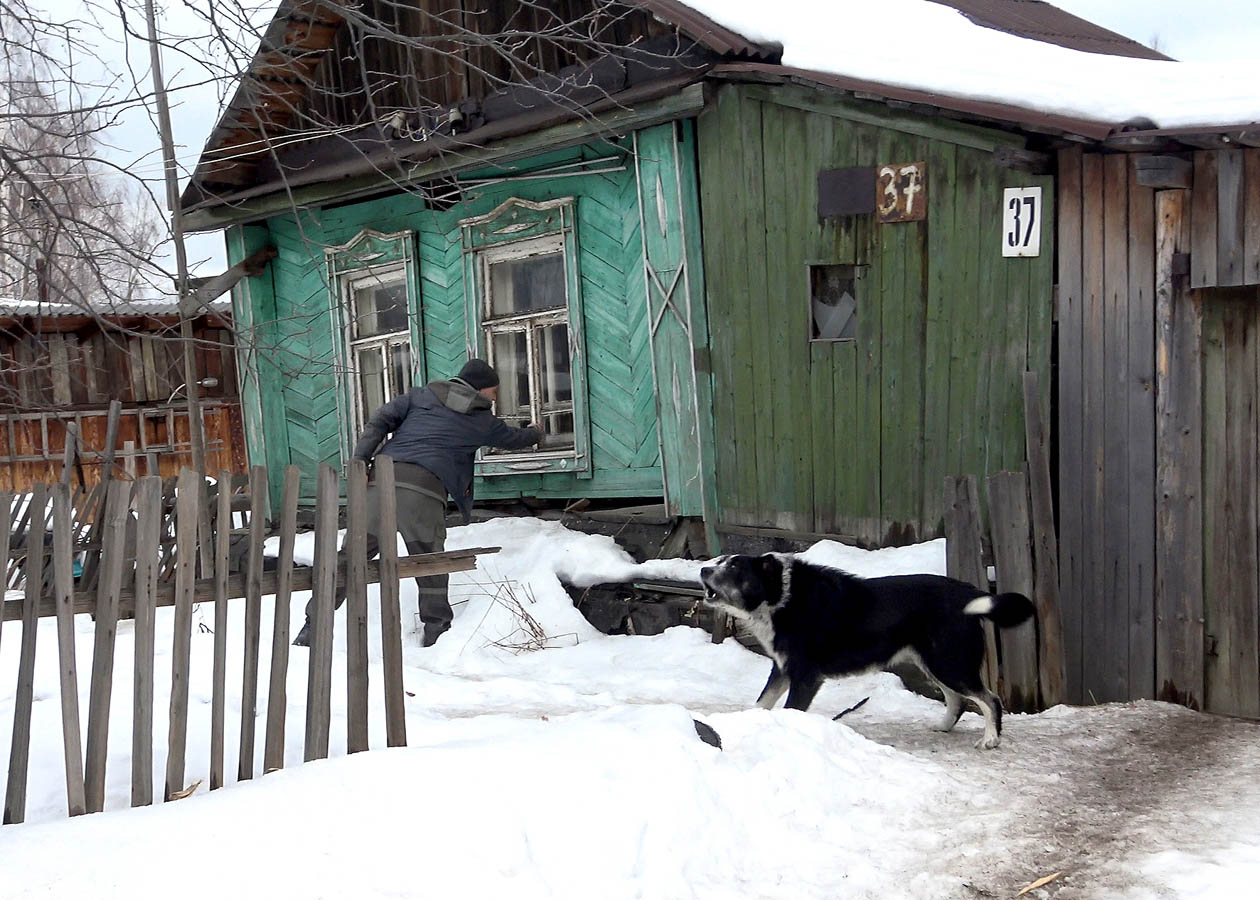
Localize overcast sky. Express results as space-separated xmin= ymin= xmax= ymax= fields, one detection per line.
xmin=1052 ymin=0 xmax=1260 ymax=61
xmin=118 ymin=0 xmax=1260 ymax=277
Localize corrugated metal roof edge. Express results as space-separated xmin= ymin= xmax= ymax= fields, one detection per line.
xmin=0 ymin=298 xmax=232 ymax=318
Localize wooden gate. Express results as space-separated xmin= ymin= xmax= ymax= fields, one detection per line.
xmin=1200 ymin=286 xmax=1260 ymax=717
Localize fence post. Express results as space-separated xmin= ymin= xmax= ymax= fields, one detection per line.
xmin=51 ymin=483 xmax=87 ymax=816
xmin=376 ymin=456 xmax=406 ymax=748
xmin=4 ymin=483 xmax=46 ymax=824
xmin=131 ymin=476 xmax=161 ymax=807
xmin=346 ymin=459 xmax=370 ymax=754
xmin=83 ymin=479 xmax=130 ymax=814
xmin=165 ymin=467 xmax=200 ymax=801
xmin=987 ymin=471 xmax=1040 ymax=712
xmin=237 ymin=465 xmax=267 ymax=781
xmin=264 ymin=465 xmax=302 ymax=774
xmin=210 ymin=470 xmax=232 ymax=791
xmin=305 ymin=463 xmax=338 ymax=761
xmin=0 ymin=490 xmax=11 ymax=663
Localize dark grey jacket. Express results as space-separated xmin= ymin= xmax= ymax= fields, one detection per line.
xmin=353 ymin=378 xmax=540 ymax=522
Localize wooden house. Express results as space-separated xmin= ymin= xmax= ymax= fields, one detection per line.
xmin=182 ymin=0 xmax=1260 ymax=713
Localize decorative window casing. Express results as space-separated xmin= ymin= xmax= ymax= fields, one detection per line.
xmin=326 ymin=230 xmax=425 ymax=462
xmin=461 ymin=197 xmax=590 ymax=477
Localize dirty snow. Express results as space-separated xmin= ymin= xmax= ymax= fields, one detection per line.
xmin=685 ymin=0 xmax=1260 ymax=131
xmin=2 ymin=518 xmax=1258 ymax=898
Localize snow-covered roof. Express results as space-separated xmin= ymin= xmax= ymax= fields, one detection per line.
xmin=684 ymin=0 xmax=1260 ymax=134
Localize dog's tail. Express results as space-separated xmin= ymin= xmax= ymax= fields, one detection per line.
xmin=963 ymin=593 xmax=1035 ymax=628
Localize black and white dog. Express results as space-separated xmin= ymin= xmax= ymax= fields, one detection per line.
xmin=699 ymin=553 xmax=1035 ymax=749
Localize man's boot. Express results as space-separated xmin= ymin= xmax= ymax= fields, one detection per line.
xmin=293 ymin=619 xmax=312 ymax=647
xmin=422 ymin=622 xmax=449 ymax=648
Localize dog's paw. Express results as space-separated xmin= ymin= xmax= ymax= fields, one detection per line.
xmin=974 ymin=734 xmax=1001 ymax=750
xmin=933 ymin=721 xmax=956 ymax=733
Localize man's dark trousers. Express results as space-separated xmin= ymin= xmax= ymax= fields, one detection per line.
xmin=304 ymin=478 xmax=451 ymax=638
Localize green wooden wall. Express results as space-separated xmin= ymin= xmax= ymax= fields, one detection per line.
xmin=697 ymin=83 xmax=1054 ymax=546
xmin=227 ymin=139 xmax=666 ymax=503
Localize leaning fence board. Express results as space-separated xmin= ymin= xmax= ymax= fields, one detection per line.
xmin=346 ymin=460 xmax=370 ymax=754
xmin=164 ymin=468 xmax=201 ymax=801
xmin=83 ymin=479 xmax=130 ymax=814
xmin=987 ymin=472 xmax=1040 ymax=713
xmin=377 ymin=456 xmax=407 ymax=748
xmin=264 ymin=466 xmax=302 ymax=774
xmin=238 ymin=466 xmax=267 ymax=781
xmin=51 ymin=484 xmax=87 ymax=816
xmin=3 ymin=483 xmax=46 ymax=824
xmin=131 ymin=476 xmax=161 ymax=807
xmin=210 ymin=472 xmax=232 ymax=791
xmin=305 ymin=464 xmax=339 ymax=762
xmin=944 ymin=475 xmax=997 ymax=689
xmin=1023 ymin=372 xmax=1066 ymax=707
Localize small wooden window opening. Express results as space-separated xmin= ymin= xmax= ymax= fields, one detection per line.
xmin=809 ymin=264 xmax=861 ymax=341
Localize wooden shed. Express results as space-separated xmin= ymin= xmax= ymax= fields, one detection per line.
xmin=0 ymin=299 xmax=248 ymax=489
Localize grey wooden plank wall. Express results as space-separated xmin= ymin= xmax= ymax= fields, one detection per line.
xmin=1056 ymin=149 xmax=1158 ymax=705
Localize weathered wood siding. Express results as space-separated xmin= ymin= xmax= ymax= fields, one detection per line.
xmin=1200 ymin=286 xmax=1260 ymax=718
xmin=697 ymin=83 xmax=1054 ymax=545
xmin=228 ymin=139 xmax=665 ymax=503
xmin=1057 ymin=149 xmax=1159 ymax=706
xmin=1062 ymin=147 xmax=1260 ymax=715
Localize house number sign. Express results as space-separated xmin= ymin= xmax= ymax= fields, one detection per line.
xmin=1002 ymin=186 xmax=1042 ymax=257
xmin=876 ymin=161 xmax=926 ymax=223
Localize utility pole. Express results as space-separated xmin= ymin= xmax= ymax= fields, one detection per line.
xmin=143 ymin=0 xmax=207 ymax=477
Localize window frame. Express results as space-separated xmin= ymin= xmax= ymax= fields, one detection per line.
xmin=325 ymin=229 xmax=425 ymax=466
xmin=805 ymin=261 xmax=865 ymax=344
xmin=460 ymin=196 xmax=590 ymax=478
xmin=343 ymin=265 xmax=415 ymax=438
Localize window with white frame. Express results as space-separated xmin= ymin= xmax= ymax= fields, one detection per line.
xmin=344 ymin=266 xmax=413 ymax=435
xmin=479 ymin=233 xmax=574 ymax=453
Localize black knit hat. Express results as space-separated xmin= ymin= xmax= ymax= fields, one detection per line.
xmin=457 ymin=358 xmax=500 ymax=390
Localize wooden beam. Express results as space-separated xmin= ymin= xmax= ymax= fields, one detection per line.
xmin=1135 ymin=155 xmax=1194 ymax=190
xmin=1 ymin=548 xmax=500 ymax=623
xmin=179 ymin=245 xmax=278 ymax=315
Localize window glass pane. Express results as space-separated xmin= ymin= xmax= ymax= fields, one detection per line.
xmin=358 ymin=347 xmax=386 ymax=418
xmin=541 ymin=411 xmax=575 ymax=449
xmin=809 ymin=265 xmax=858 ymax=340
xmin=490 ymin=330 xmax=531 ymax=423
xmin=488 ymin=252 xmax=565 ymax=317
xmin=354 ymin=279 xmax=408 ymax=337
xmin=538 ymin=323 xmax=572 ymax=407
xmin=390 ymin=342 xmax=412 ymax=397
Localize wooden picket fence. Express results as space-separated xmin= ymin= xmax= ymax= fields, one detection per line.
xmin=0 ymin=456 xmax=496 ymax=824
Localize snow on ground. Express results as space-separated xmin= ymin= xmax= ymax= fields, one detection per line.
xmin=685 ymin=0 xmax=1260 ymax=130
xmin=2 ymin=519 xmax=1259 ymax=898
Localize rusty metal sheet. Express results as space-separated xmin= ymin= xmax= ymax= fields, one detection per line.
xmin=818 ymin=166 xmax=876 ymax=218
